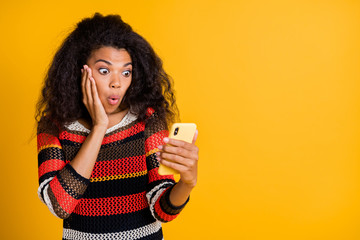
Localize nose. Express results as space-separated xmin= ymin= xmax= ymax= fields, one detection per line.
xmin=110 ymin=75 xmax=121 ymax=88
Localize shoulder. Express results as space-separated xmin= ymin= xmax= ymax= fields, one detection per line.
xmin=37 ymin=117 xmax=63 ymax=150
xmin=37 ymin=116 xmax=62 ymax=136
xmin=144 ymin=107 xmax=168 ymax=136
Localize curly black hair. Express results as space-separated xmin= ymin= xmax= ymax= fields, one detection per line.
xmin=36 ymin=13 xmax=178 ymax=135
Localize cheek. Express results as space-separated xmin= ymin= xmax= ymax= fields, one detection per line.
xmin=92 ymin=71 xmax=103 ymax=81
xmin=127 ymin=79 xmax=132 ymax=88
xmin=123 ymin=79 xmax=132 ymax=91
xmin=93 ymin=80 xmax=107 ymax=96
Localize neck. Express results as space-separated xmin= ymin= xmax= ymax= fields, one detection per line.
xmin=107 ymin=108 xmax=129 ymax=128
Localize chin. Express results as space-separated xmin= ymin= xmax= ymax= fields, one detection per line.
xmin=106 ymin=106 xmax=123 ymax=115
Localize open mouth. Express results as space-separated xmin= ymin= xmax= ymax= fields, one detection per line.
xmin=108 ymin=96 xmax=120 ymax=105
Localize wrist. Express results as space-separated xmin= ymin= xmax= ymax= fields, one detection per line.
xmin=169 ymin=180 xmax=193 ymax=207
xmin=91 ymin=124 xmax=107 ymax=134
xmin=178 ymin=179 xmax=196 ymax=190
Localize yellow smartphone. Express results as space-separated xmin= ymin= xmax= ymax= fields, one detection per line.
xmin=158 ymin=123 xmax=197 ymax=175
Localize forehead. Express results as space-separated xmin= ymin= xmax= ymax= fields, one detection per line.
xmin=88 ymin=46 xmax=131 ymax=63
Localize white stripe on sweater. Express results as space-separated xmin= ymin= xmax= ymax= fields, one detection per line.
xmin=65 ymin=111 xmax=137 ymax=134
xmin=63 ymin=221 xmax=162 ymax=240
xmin=146 ymin=181 xmax=173 ymax=221
xmin=37 ymin=176 xmax=54 ymax=204
xmin=37 ymin=176 xmax=60 ymax=218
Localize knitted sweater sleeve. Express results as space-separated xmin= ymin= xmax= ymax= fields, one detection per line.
xmin=144 ymin=109 xmax=189 ymax=222
xmin=37 ymin=129 xmax=90 ymax=219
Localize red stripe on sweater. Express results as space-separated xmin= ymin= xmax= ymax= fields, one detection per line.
xmin=59 ymin=131 xmax=86 ymax=143
xmin=90 ymin=156 xmax=147 ymax=178
xmin=74 ymin=192 xmax=148 ymax=216
xmin=154 ymin=191 xmax=179 ymax=222
xmin=148 ymin=168 xmax=174 ymax=184
xmin=102 ymin=122 xmax=145 ymax=144
xmin=49 ymin=176 xmax=78 ymax=214
xmin=58 ymin=122 xmax=145 ymax=144
xmin=145 ymin=130 xmax=168 ymax=152
xmin=38 ymin=159 xmax=66 ymax=179
xmin=37 ymin=133 xmax=61 ymax=150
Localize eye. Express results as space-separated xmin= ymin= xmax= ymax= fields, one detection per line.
xmin=122 ymin=70 xmax=132 ymax=77
xmin=99 ymin=68 xmax=109 ymax=75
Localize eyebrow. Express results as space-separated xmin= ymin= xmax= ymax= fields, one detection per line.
xmin=95 ymin=59 xmax=112 ymax=65
xmin=95 ymin=59 xmax=132 ymax=67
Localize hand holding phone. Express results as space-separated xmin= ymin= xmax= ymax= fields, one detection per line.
xmin=158 ymin=123 xmax=197 ymax=175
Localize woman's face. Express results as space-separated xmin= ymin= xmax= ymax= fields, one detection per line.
xmin=86 ymin=46 xmax=132 ymax=115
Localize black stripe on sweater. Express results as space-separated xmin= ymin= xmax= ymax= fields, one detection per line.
xmin=64 ymin=208 xmax=157 ymax=233
xmin=83 ymin=175 xmax=148 ymax=198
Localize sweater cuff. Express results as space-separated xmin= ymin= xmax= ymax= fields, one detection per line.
xmin=159 ymin=185 xmax=190 ymax=215
xmin=57 ymin=164 xmax=90 ymax=199
xmin=65 ymin=164 xmax=90 ymax=185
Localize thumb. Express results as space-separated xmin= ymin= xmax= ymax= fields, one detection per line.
xmin=192 ymin=129 xmax=198 ymax=144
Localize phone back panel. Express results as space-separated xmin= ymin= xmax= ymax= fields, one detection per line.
xmin=158 ymin=123 xmax=197 ymax=175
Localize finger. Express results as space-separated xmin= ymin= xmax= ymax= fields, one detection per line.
xmin=81 ymin=66 xmax=88 ymax=104
xmin=87 ymin=66 xmax=93 ymax=79
xmin=87 ymin=67 xmax=96 ymax=104
xmin=90 ymin=77 xmax=101 ymax=105
xmin=192 ymin=129 xmax=198 ymax=144
xmin=159 ymin=151 xmax=186 ymax=164
xmin=163 ymin=137 xmax=196 ymax=151
xmin=158 ymin=151 xmax=196 ymax=168
xmin=85 ymin=67 xmax=93 ymax=106
xmin=81 ymin=65 xmax=87 ymax=89
xmin=159 ymin=144 xmax=194 ymax=159
xmin=159 ymin=158 xmax=188 ymax=173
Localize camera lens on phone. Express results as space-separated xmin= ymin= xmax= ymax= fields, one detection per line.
xmin=174 ymin=127 xmax=179 ymax=136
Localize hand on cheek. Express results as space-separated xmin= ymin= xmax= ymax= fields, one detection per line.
xmin=81 ymin=65 xmax=108 ymax=129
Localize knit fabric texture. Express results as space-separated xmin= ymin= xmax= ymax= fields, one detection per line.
xmin=37 ymin=108 xmax=188 ymax=240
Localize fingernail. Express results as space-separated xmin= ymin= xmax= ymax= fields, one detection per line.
xmin=163 ymin=138 xmax=169 ymax=143
xmin=158 ymin=145 xmax=163 ymax=150
xmin=156 ymin=151 xmax=160 ymax=155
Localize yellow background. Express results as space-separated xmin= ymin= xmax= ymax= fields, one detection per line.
xmin=0 ymin=0 xmax=359 ymax=239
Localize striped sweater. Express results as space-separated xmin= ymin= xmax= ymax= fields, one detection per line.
xmin=37 ymin=108 xmax=188 ymax=240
